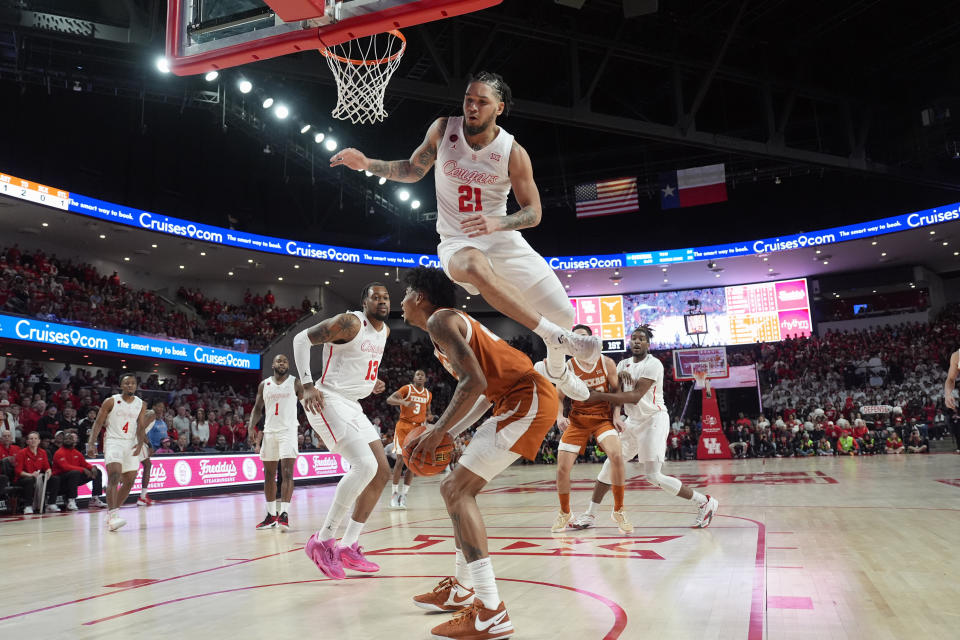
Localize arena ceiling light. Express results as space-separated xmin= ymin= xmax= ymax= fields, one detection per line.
xmin=378 ymin=177 xmax=387 ymax=185
xmin=398 ymin=189 xmax=411 ymax=202
xmin=262 ymin=97 xmax=275 ymax=109
xmin=204 ymin=71 xmax=219 ymax=82
xmin=411 ymin=200 xmax=421 ymax=209
xmin=364 ymin=171 xmax=373 ymax=177
xmin=300 ymin=124 xmax=311 ymax=134
xmin=155 ymin=57 xmax=170 ymax=73
xmin=314 ymin=132 xmax=325 ymax=143
xmin=324 ymin=138 xmax=338 ymax=151
xmin=274 ymin=104 xmax=289 ymax=119
xmin=238 ymin=79 xmax=253 ymax=94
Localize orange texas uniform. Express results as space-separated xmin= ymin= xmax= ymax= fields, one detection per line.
xmin=394 ymin=384 xmax=432 ymax=450
xmin=560 ymin=357 xmax=617 ymax=451
xmin=433 ymin=309 xmax=559 ymax=460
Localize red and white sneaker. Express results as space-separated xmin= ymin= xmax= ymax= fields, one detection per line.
xmin=414 ymin=577 xmax=476 ymax=612
xmin=305 ymin=533 xmax=345 ymax=579
xmin=339 ymin=542 xmax=380 ymax=573
xmin=693 ymin=495 xmax=719 ymax=528
xmin=430 ymin=600 xmax=514 ymax=639
xmin=256 ymin=514 xmax=278 ymax=530
xmin=137 ymin=493 xmax=154 ymax=507
xmin=277 ymin=512 xmax=290 ymax=531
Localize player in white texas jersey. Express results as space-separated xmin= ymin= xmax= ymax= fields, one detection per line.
xmin=293 ymin=283 xmax=392 ymax=580
xmin=330 ymin=71 xmax=597 ymax=404
xmin=571 ymin=325 xmax=721 ymax=530
xmin=85 ymin=373 xmax=147 ymax=532
xmin=248 ymin=353 xmax=304 ymax=531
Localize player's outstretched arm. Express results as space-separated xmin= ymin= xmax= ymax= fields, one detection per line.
xmin=329 ymin=118 xmax=446 ymax=183
xmin=946 ymin=351 xmax=958 ymax=410
xmin=589 ymin=377 xmax=655 ymax=405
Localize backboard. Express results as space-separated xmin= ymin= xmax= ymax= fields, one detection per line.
xmin=673 ymin=347 xmax=729 ymax=381
xmin=166 ymin=0 xmax=502 ymax=76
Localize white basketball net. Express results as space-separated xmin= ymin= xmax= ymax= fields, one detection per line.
xmin=321 ymin=30 xmax=406 ymax=124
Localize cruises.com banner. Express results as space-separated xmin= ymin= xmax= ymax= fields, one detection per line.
xmin=2 ymin=169 xmax=959 ymax=269
xmin=0 ymin=313 xmax=260 ymax=370
xmin=77 ymin=451 xmax=347 ymax=497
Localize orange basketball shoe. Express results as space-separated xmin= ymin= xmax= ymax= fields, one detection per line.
xmin=414 ymin=577 xmax=476 ymax=612
xmin=430 ymin=600 xmax=513 ymax=640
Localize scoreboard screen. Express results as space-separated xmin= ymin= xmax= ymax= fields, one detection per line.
xmin=574 ymin=277 xmax=812 ymax=351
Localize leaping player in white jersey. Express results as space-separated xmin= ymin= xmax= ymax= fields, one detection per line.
xmin=85 ymin=373 xmax=148 ymax=532
xmin=330 ymin=71 xmax=596 ymax=403
xmin=293 ymin=283 xmax=393 ymax=579
xmin=249 ymin=353 xmax=304 ymax=531
xmin=571 ymin=325 xmax=720 ymax=529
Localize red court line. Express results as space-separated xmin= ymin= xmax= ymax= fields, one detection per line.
xmin=768 ymin=596 xmax=813 ymax=610
xmin=719 ymin=513 xmax=766 ymax=640
xmin=81 ymin=575 xmax=629 ymax=639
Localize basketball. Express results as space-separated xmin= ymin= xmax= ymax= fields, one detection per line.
xmin=402 ymin=425 xmax=454 ymax=476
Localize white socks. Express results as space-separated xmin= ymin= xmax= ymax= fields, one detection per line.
xmin=399 ymin=483 xmax=410 ymax=496
xmin=266 ymin=501 xmax=277 ymax=516
xmin=467 ymin=557 xmax=500 ymax=609
xmin=392 ymin=483 xmax=399 ymax=495
xmin=690 ymin=491 xmax=708 ymax=506
xmin=341 ymin=518 xmax=365 ymax=547
xmin=585 ymin=501 xmax=600 ymax=516
xmin=281 ymin=501 xmax=290 ymax=514
xmin=455 ymin=549 xmax=474 ymax=588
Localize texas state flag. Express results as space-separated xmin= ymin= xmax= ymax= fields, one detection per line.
xmin=659 ymin=163 xmax=728 ymax=209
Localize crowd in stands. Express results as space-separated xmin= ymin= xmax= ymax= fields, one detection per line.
xmin=815 ymin=289 xmax=929 ymax=322
xmin=0 ymin=244 xmax=307 ymax=352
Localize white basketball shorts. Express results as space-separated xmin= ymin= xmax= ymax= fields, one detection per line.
xmin=620 ymin=412 xmax=670 ymax=463
xmin=104 ymin=438 xmax=140 ymax=474
xmin=304 ymin=391 xmax=379 ymax=454
xmin=260 ymin=429 xmax=299 ymax=462
xmin=437 ymin=230 xmax=556 ymax=296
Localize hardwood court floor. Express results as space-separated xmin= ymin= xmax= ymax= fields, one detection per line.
xmin=2 ymin=454 xmax=959 ymax=639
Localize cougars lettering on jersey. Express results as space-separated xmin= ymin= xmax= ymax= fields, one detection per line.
xmin=263 ymin=375 xmax=298 ymax=433
xmin=432 ymin=309 xmax=534 ymax=405
xmin=318 ymin=311 xmax=387 ymax=401
xmin=568 ymin=358 xmax=612 ymax=419
xmin=618 ymin=355 xmax=665 ymax=420
xmin=398 ymin=384 xmax=432 ymax=425
xmin=435 ymin=116 xmax=515 ymax=239
xmin=105 ymin=394 xmax=143 ymax=441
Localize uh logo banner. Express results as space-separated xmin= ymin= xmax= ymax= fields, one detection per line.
xmin=697 ymin=385 xmax=732 ymax=460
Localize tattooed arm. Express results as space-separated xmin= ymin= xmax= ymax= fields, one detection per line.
xmin=460 ymin=140 xmax=542 ymax=237
xmin=292 ymin=313 xmax=362 ymax=413
xmin=329 ymin=118 xmax=446 ymax=183
xmin=407 ymin=310 xmax=487 ymax=463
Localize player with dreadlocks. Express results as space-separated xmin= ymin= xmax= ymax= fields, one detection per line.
xmin=568 ymin=324 xmax=720 ymax=530
xmin=330 ymin=71 xmax=599 ymax=405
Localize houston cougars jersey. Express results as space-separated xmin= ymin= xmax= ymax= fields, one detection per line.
xmin=435 ymin=116 xmax=515 ymax=239
xmin=432 ymin=309 xmax=534 ymax=405
xmin=568 ymin=357 xmax=612 ymax=418
xmin=618 ymin=355 xmax=665 ymax=420
xmin=317 ymin=311 xmax=387 ymax=402
xmin=397 ymin=384 xmax=432 ymax=425
xmin=262 ymin=375 xmax=298 ymax=433
xmin=105 ymin=394 xmax=143 ymax=441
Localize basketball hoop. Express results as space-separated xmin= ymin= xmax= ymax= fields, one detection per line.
xmin=321 ymin=29 xmax=406 ymax=124
xmin=692 ymin=365 xmax=712 ymax=399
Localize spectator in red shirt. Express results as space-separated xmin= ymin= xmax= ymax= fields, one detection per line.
xmin=53 ymin=432 xmax=105 ymax=510
xmin=15 ymin=431 xmax=61 ymax=513
xmin=211 ymin=418 xmax=234 ymax=448
xmin=885 ymin=431 xmax=905 ymax=454
xmin=0 ymin=429 xmax=21 ymax=458
xmin=19 ymin=399 xmax=41 ymax=433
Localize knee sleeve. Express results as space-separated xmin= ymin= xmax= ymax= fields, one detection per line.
xmin=332 ymin=440 xmax=378 ymax=507
xmin=525 ymin=277 xmax=574 ymax=329
xmin=642 ymin=461 xmax=682 ymax=496
xmin=597 ymin=458 xmax=613 ymax=485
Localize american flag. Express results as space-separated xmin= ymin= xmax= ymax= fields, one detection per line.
xmin=574 ymin=177 xmax=639 ymax=218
